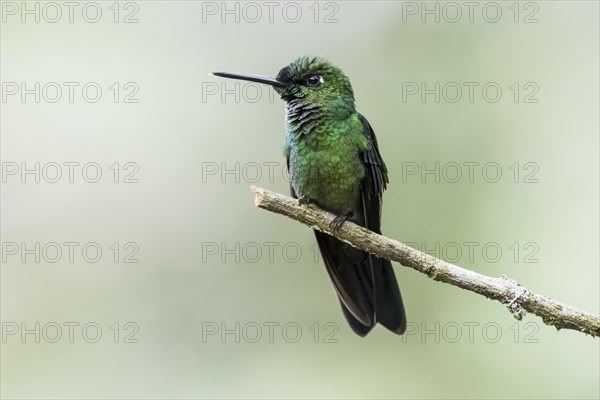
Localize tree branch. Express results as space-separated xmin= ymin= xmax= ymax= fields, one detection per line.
xmin=251 ymin=186 xmax=599 ymax=337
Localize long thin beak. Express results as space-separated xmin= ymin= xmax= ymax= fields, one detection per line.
xmin=212 ymin=72 xmax=286 ymax=88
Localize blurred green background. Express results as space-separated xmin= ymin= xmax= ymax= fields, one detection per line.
xmin=1 ymin=1 xmax=598 ymax=399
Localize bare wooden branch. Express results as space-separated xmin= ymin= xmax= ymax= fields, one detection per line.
xmin=251 ymin=186 xmax=599 ymax=337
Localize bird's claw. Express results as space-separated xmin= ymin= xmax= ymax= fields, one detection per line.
xmin=329 ymin=212 xmax=353 ymax=233
xmin=298 ymin=195 xmax=311 ymax=205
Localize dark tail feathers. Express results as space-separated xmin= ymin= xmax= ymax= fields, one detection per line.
xmin=315 ymin=231 xmax=406 ymax=336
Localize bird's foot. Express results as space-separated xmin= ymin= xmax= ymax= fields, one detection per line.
xmin=330 ymin=211 xmax=353 ymax=233
xmin=298 ymin=195 xmax=312 ymax=205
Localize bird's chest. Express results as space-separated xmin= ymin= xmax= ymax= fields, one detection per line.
xmin=287 ymin=132 xmax=366 ymax=213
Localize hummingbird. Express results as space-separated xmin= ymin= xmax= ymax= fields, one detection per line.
xmin=213 ymin=56 xmax=406 ymax=336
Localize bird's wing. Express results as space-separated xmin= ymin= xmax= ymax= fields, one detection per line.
xmin=357 ymin=113 xmax=388 ymax=233
xmin=357 ymin=113 xmax=406 ymax=334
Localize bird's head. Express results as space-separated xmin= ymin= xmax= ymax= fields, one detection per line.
xmin=214 ymin=56 xmax=355 ymax=118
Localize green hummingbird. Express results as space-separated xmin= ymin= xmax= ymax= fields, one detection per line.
xmin=214 ymin=56 xmax=406 ymax=336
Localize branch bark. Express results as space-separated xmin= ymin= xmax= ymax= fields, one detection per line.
xmin=251 ymin=186 xmax=600 ymax=337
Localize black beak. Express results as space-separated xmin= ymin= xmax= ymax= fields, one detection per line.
xmin=212 ymin=72 xmax=286 ymax=88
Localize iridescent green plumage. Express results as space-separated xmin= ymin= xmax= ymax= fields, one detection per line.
xmin=214 ymin=56 xmax=407 ymax=336
xmin=284 ymin=112 xmax=368 ymax=214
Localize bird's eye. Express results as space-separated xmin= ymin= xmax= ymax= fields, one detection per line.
xmin=305 ymin=74 xmax=323 ymax=87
